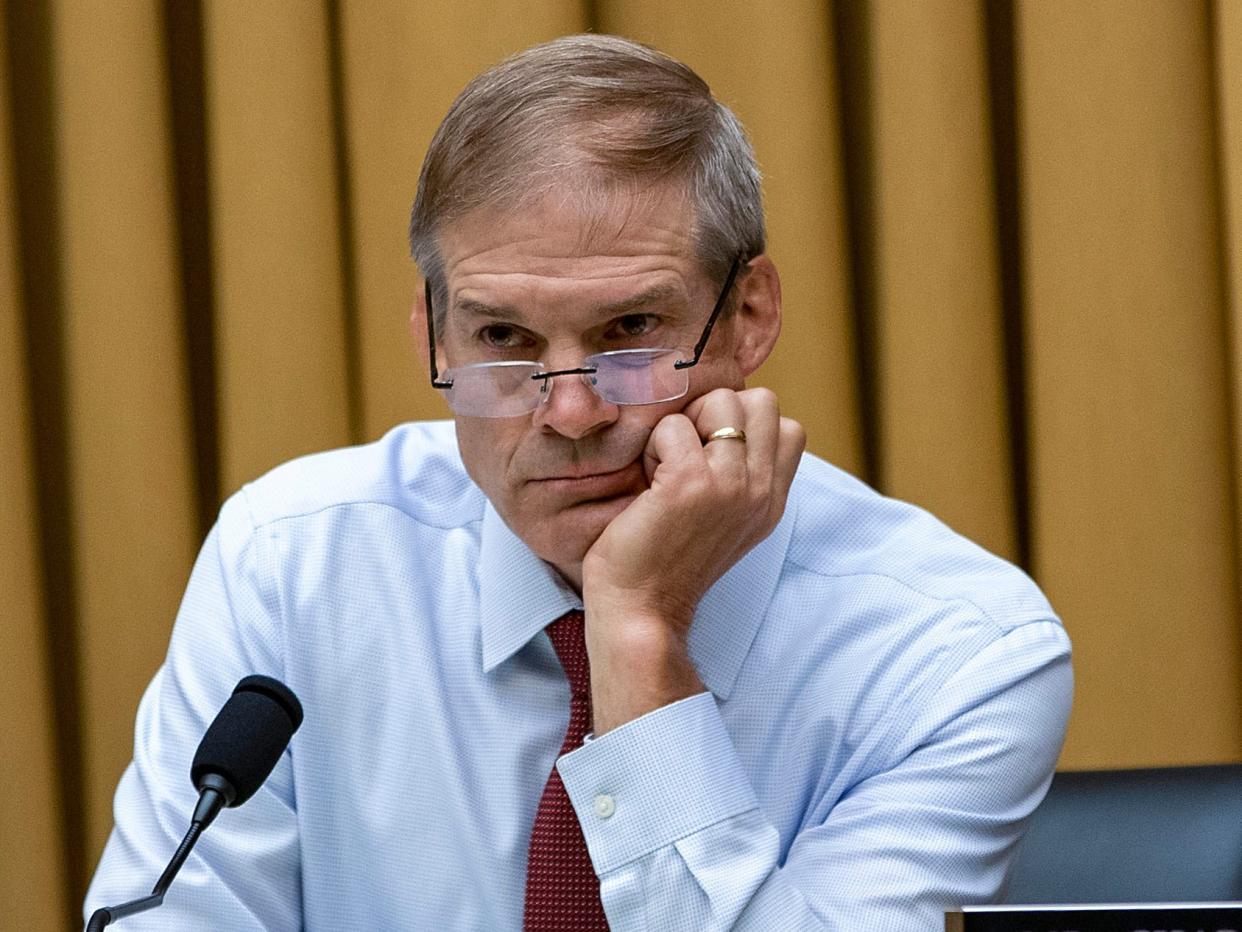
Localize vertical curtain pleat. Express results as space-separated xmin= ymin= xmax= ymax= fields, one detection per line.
xmin=868 ymin=0 xmax=1017 ymax=561
xmin=1019 ymin=0 xmax=1241 ymax=768
xmin=1216 ymin=0 xmax=1242 ymax=593
xmin=338 ymin=1 xmax=587 ymax=441
xmin=204 ymin=3 xmax=351 ymax=491
xmin=49 ymin=0 xmax=199 ymax=857
xmin=598 ymin=0 xmax=864 ymax=475
xmin=0 ymin=8 xmax=66 ymax=928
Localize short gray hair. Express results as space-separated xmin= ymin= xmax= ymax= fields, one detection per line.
xmin=408 ymin=34 xmax=765 ymax=314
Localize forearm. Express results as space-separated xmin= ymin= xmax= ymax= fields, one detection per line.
xmin=584 ymin=607 xmax=704 ymax=735
xmin=557 ymin=621 xmax=1072 ymax=931
xmin=559 ymin=694 xmax=830 ymax=931
xmin=579 ymin=387 xmax=804 ymax=736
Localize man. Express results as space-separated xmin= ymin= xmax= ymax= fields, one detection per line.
xmin=86 ymin=34 xmax=1071 ymax=930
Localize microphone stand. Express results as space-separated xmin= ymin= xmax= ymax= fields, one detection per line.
xmin=86 ymin=776 xmax=232 ymax=931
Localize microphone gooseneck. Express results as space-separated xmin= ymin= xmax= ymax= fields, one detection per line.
xmin=87 ymin=675 xmax=303 ymax=930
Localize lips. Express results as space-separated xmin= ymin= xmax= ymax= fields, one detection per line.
xmin=529 ymin=461 xmax=643 ymax=501
xmin=536 ymin=464 xmax=631 ymax=482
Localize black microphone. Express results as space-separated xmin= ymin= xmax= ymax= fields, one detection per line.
xmin=86 ymin=675 xmax=303 ymax=931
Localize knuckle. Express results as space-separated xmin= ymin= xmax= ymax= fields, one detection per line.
xmin=782 ymin=417 xmax=807 ymax=448
xmin=653 ymin=412 xmax=691 ymax=439
xmin=682 ymin=471 xmax=712 ymax=498
xmin=746 ymin=386 xmax=779 ymax=411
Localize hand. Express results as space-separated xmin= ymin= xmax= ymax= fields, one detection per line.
xmin=581 ymin=387 xmax=806 ymax=732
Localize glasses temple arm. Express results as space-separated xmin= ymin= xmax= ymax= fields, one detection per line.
xmin=425 ymin=279 xmax=453 ymax=389
xmin=673 ymin=255 xmax=744 ymax=371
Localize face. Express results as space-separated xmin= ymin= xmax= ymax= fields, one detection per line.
xmin=422 ymin=188 xmax=773 ymax=583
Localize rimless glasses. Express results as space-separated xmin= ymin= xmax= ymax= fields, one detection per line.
xmin=425 ymin=256 xmax=744 ymax=418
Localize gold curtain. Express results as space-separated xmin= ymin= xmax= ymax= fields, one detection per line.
xmin=3 ymin=1 xmax=1240 ymax=926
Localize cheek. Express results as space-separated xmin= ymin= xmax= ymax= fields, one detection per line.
xmin=685 ymin=353 xmax=745 ymax=398
xmin=454 ymin=419 xmax=522 ymax=499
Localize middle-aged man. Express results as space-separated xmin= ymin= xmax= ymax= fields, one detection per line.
xmin=86 ymin=34 xmax=1072 ymax=930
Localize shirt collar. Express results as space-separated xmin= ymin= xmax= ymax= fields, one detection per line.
xmin=478 ymin=491 xmax=798 ymax=701
xmin=479 ymin=503 xmax=582 ymax=673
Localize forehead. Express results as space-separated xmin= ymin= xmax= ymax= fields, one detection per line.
xmin=436 ymin=185 xmax=706 ymax=307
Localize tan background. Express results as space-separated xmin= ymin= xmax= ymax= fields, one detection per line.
xmin=3 ymin=0 xmax=1240 ymax=927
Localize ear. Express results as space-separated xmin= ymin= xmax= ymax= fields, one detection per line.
xmin=410 ymin=278 xmax=431 ymax=369
xmin=731 ymin=254 xmax=782 ymax=377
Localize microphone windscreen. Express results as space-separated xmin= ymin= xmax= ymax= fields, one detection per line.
xmin=190 ymin=675 xmax=304 ymax=807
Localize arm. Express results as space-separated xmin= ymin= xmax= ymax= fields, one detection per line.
xmin=561 ymin=620 xmax=1071 ymax=931
xmin=576 ymin=386 xmax=1071 ymax=927
xmin=83 ymin=491 xmax=301 ymax=931
xmin=582 ymin=386 xmax=803 ymax=735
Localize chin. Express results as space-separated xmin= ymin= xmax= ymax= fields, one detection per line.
xmin=528 ymin=494 xmax=637 ymax=568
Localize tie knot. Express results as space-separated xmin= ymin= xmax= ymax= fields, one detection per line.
xmin=545 ymin=610 xmax=590 ymax=698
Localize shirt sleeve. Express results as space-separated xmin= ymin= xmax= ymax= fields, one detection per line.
xmin=556 ymin=619 xmax=1072 ymax=931
xmin=83 ymin=490 xmax=302 ymax=931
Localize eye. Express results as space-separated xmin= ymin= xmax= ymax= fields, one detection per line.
xmin=605 ymin=314 xmax=661 ymax=340
xmin=478 ymin=324 xmax=535 ymax=350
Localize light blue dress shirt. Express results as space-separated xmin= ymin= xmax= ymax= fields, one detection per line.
xmin=86 ymin=420 xmax=1072 ymax=930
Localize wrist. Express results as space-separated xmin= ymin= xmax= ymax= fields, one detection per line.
xmin=581 ymin=563 xmax=699 ymax=636
xmin=584 ymin=609 xmax=687 ymax=661
xmin=584 ymin=611 xmax=703 ymax=735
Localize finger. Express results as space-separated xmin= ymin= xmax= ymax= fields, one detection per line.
xmin=768 ymin=416 xmax=807 ymax=524
xmin=733 ymin=387 xmax=780 ymax=476
xmin=679 ymin=388 xmax=714 ymax=426
xmin=690 ymin=390 xmax=751 ymax=479
xmin=687 ymin=389 xmax=748 ymax=444
xmin=681 ymin=387 xmax=742 ymax=439
xmin=643 ymin=412 xmax=708 ymax=485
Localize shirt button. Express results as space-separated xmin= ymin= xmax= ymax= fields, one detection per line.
xmin=593 ymin=794 xmax=616 ymax=819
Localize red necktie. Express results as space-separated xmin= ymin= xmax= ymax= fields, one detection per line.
xmin=523 ymin=610 xmax=610 ymax=930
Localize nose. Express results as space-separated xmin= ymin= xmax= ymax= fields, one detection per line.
xmin=530 ymin=368 xmax=620 ymax=440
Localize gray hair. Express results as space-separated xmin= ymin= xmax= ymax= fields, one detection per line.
xmin=408 ymin=34 xmax=765 ymax=318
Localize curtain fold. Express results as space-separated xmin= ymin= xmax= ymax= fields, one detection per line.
xmin=4 ymin=1 xmax=1241 ymax=926
xmin=1018 ymin=0 xmax=1241 ymax=767
xmin=869 ymin=0 xmax=1017 ymax=562
xmin=204 ymin=3 xmax=353 ymax=491
xmin=1217 ymin=0 xmax=1242 ymax=594
xmin=49 ymin=0 xmax=201 ymax=860
xmin=0 ymin=8 xmax=66 ymax=926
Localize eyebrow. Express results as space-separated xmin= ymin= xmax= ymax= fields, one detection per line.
xmin=455 ymin=297 xmax=522 ymax=322
xmin=596 ymin=282 xmax=685 ymax=316
xmin=453 ymin=282 xmax=688 ymax=323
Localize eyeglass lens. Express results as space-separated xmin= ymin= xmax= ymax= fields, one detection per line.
xmin=443 ymin=362 xmax=544 ymax=418
xmin=589 ymin=348 xmax=685 ymax=405
xmin=442 ymin=348 xmax=689 ymax=417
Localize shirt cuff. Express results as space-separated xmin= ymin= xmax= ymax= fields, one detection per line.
xmin=556 ymin=692 xmax=760 ymax=874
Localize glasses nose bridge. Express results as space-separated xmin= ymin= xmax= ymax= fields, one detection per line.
xmin=531 ymin=363 xmax=602 ymax=406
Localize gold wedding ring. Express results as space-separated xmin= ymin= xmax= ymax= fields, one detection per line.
xmin=706 ymin=426 xmax=747 ymax=443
